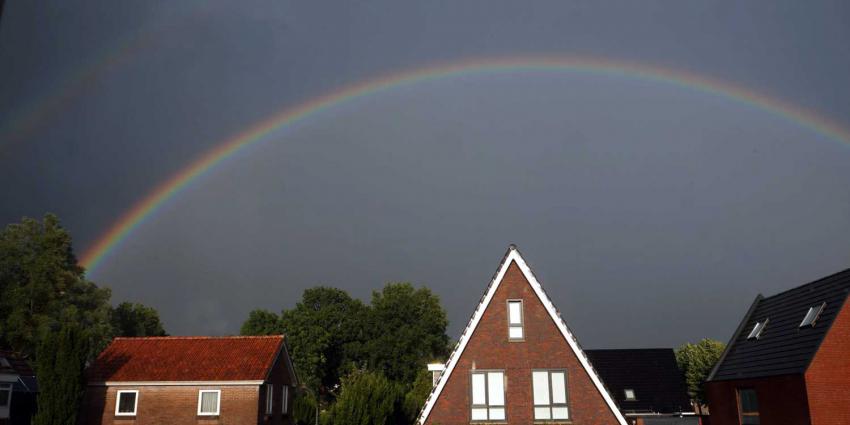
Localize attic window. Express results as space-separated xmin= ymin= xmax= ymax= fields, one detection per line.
xmin=507 ymin=300 xmax=524 ymax=340
xmin=799 ymin=303 xmax=826 ymax=328
xmin=624 ymin=389 xmax=636 ymax=401
xmin=747 ymin=319 xmax=769 ymax=340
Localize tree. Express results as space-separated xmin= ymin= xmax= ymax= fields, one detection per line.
xmin=0 ymin=215 xmax=112 ymax=359
xmin=363 ymin=283 xmax=449 ymax=383
xmin=111 ymin=302 xmax=167 ymax=337
xmin=324 ymin=370 xmax=403 ymax=425
xmin=402 ymin=369 xmax=434 ymax=423
xmin=675 ymin=338 xmax=726 ymax=410
xmin=33 ymin=323 xmax=89 ymax=425
xmin=240 ymin=309 xmax=282 ymax=336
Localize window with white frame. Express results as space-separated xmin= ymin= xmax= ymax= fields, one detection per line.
xmin=0 ymin=383 xmax=12 ymax=408
xmin=800 ymin=303 xmax=826 ymax=328
xmin=624 ymin=388 xmax=636 ymax=401
xmin=281 ymin=385 xmax=289 ymax=415
xmin=507 ymin=300 xmax=524 ymax=340
xmin=470 ymin=370 xmax=505 ymax=421
xmin=114 ymin=390 xmax=138 ymax=416
xmin=197 ymin=390 xmax=220 ymax=416
xmin=746 ymin=319 xmax=768 ymax=340
xmin=532 ymin=370 xmax=569 ymax=420
xmin=265 ymin=384 xmax=274 ymax=415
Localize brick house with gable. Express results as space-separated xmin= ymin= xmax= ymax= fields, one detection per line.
xmin=705 ymin=268 xmax=850 ymax=425
xmin=80 ymin=335 xmax=297 ymax=425
xmin=418 ymin=245 xmax=627 ymax=425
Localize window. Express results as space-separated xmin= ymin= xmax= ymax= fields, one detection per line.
xmin=0 ymin=383 xmax=12 ymax=408
xmin=281 ymin=385 xmax=289 ymax=415
xmin=624 ymin=389 xmax=636 ymax=401
xmin=197 ymin=390 xmax=221 ymax=416
xmin=470 ymin=370 xmax=505 ymax=421
xmin=533 ymin=370 xmax=569 ymax=420
xmin=114 ymin=390 xmax=138 ymax=416
xmin=0 ymin=357 xmax=10 ymax=368
xmin=507 ymin=300 xmax=524 ymax=340
xmin=738 ymin=389 xmax=759 ymax=424
xmin=800 ymin=303 xmax=826 ymax=328
xmin=747 ymin=319 xmax=768 ymax=340
xmin=265 ymin=384 xmax=274 ymax=415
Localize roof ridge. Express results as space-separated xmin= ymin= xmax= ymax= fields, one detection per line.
xmin=762 ymin=267 xmax=850 ymax=301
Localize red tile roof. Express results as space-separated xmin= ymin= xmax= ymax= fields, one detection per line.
xmin=87 ymin=335 xmax=285 ymax=383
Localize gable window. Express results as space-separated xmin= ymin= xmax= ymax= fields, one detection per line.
xmin=281 ymin=385 xmax=289 ymax=415
xmin=507 ymin=300 xmax=524 ymax=340
xmin=746 ymin=319 xmax=768 ymax=340
xmin=800 ymin=303 xmax=826 ymax=328
xmin=738 ymin=388 xmax=760 ymax=424
xmin=470 ymin=370 xmax=505 ymax=421
xmin=265 ymin=384 xmax=274 ymax=415
xmin=198 ymin=390 xmax=221 ymax=416
xmin=533 ymin=370 xmax=569 ymax=420
xmin=115 ymin=390 xmax=138 ymax=416
xmin=624 ymin=388 xmax=636 ymax=401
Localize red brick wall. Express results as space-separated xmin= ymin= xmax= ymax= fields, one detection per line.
xmin=260 ymin=344 xmax=296 ymax=425
xmin=425 ymin=261 xmax=621 ymax=425
xmin=805 ymin=298 xmax=850 ymax=425
xmin=705 ymin=374 xmax=811 ymax=425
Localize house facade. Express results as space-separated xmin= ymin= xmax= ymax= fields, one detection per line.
xmin=80 ymin=335 xmax=297 ymax=425
xmin=418 ymin=246 xmax=627 ymax=425
xmin=0 ymin=350 xmax=37 ymax=425
xmin=705 ymin=268 xmax=850 ymax=425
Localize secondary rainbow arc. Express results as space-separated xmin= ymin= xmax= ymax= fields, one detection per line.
xmin=79 ymin=55 xmax=850 ymax=275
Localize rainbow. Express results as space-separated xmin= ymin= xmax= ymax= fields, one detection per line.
xmin=79 ymin=55 xmax=850 ymax=275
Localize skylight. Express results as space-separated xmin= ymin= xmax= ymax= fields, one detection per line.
xmin=747 ymin=319 xmax=768 ymax=340
xmin=799 ymin=303 xmax=826 ymax=328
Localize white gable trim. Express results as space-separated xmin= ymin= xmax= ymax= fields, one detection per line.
xmin=417 ymin=247 xmax=627 ymax=425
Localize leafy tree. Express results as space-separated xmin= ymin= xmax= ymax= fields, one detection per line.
xmin=324 ymin=370 xmax=403 ymax=425
xmin=240 ymin=309 xmax=283 ymax=336
xmin=33 ymin=323 xmax=89 ymax=425
xmin=0 ymin=215 xmax=112 ymax=358
xmin=364 ymin=283 xmax=449 ymax=383
xmin=111 ymin=302 xmax=167 ymax=337
xmin=403 ymin=369 xmax=434 ymax=423
xmin=675 ymin=338 xmax=726 ymax=409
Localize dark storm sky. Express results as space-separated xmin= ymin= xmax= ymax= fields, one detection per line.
xmin=1 ymin=1 xmax=849 ymax=348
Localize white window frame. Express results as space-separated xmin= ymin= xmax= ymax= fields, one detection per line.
xmin=197 ymin=390 xmax=221 ymax=416
xmin=507 ymin=299 xmax=524 ymax=341
xmin=533 ymin=369 xmax=570 ymax=421
xmin=624 ymin=389 xmax=636 ymax=401
xmin=265 ymin=384 xmax=274 ymax=415
xmin=747 ymin=319 xmax=768 ymax=340
xmin=281 ymin=385 xmax=289 ymax=415
xmin=800 ymin=303 xmax=826 ymax=328
xmin=114 ymin=390 xmax=139 ymax=416
xmin=0 ymin=383 xmax=13 ymax=409
xmin=470 ymin=370 xmax=506 ymax=421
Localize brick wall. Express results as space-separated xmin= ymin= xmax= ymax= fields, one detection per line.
xmin=260 ymin=343 xmax=296 ymax=425
xmin=805 ymin=297 xmax=850 ymax=425
xmin=425 ymin=261 xmax=621 ymax=425
xmin=705 ymin=374 xmax=811 ymax=425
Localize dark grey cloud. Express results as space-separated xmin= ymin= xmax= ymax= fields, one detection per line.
xmin=1 ymin=1 xmax=849 ymax=348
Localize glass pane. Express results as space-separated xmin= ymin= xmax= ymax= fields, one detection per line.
xmin=742 ymin=415 xmax=760 ymax=425
xmin=508 ymin=301 xmax=522 ymax=324
xmin=489 ymin=407 xmax=505 ymax=420
xmin=117 ymin=393 xmax=136 ymax=413
xmin=551 ymin=372 xmax=567 ymax=404
xmin=552 ymin=407 xmax=569 ymax=419
xmin=487 ymin=372 xmax=504 ymax=406
xmin=740 ymin=389 xmax=758 ymax=412
xmin=201 ymin=392 xmax=219 ymax=413
xmin=534 ymin=407 xmax=551 ymax=419
xmin=471 ymin=373 xmax=486 ymax=405
xmin=282 ymin=386 xmax=288 ymax=414
xmin=533 ymin=371 xmax=550 ymax=405
xmin=0 ymin=389 xmax=10 ymax=407
xmin=471 ymin=408 xmax=488 ymax=420
xmin=509 ymin=326 xmax=523 ymax=339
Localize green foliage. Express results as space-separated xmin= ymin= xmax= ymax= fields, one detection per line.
xmin=0 ymin=215 xmax=112 ymax=359
xmin=324 ymin=370 xmax=403 ymax=425
xmin=402 ymin=369 xmax=434 ymax=422
xmin=364 ymin=283 xmax=449 ymax=383
xmin=292 ymin=390 xmax=320 ymax=425
xmin=111 ymin=302 xmax=167 ymax=337
xmin=33 ymin=323 xmax=89 ymax=425
xmin=675 ymin=338 xmax=726 ymax=405
xmin=240 ymin=309 xmax=283 ymax=336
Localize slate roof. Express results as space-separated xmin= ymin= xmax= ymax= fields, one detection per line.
xmin=585 ymin=348 xmax=692 ymax=414
xmin=0 ymin=350 xmax=37 ymax=392
xmin=709 ymin=268 xmax=850 ymax=381
xmin=87 ymin=335 xmax=285 ymax=383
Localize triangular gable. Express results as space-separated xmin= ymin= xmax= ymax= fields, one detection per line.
xmin=418 ymin=246 xmax=627 ymax=424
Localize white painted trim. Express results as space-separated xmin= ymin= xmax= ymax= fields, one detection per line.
xmin=197 ymin=389 xmax=221 ymax=416
xmin=114 ymin=390 xmax=139 ymax=416
xmin=417 ymin=247 xmax=628 ymax=425
xmin=92 ymin=380 xmax=264 ymax=386
xmin=427 ymin=364 xmax=445 ymax=372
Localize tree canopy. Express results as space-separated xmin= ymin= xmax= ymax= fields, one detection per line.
xmin=675 ymin=338 xmax=726 ymax=406
xmin=111 ymin=302 xmax=168 ymax=337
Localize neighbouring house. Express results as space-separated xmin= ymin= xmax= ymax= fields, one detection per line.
xmin=80 ymin=335 xmax=297 ymax=425
xmin=585 ymin=349 xmax=696 ymax=425
xmin=418 ymin=245 xmax=628 ymax=424
xmin=705 ymin=268 xmax=850 ymax=425
xmin=0 ymin=350 xmax=37 ymax=425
